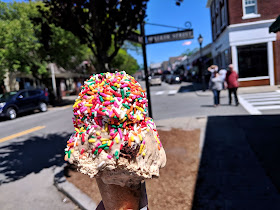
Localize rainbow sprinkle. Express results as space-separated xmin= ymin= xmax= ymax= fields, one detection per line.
xmin=65 ymin=71 xmax=162 ymax=161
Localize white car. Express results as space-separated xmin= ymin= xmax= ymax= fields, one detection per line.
xmin=148 ymin=75 xmax=162 ymax=86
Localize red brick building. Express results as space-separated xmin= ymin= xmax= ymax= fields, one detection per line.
xmin=207 ymin=0 xmax=280 ymax=86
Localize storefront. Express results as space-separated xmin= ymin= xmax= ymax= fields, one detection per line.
xmin=211 ymin=19 xmax=276 ymax=86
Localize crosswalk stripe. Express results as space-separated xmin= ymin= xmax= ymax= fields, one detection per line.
xmin=168 ymin=90 xmax=177 ymax=95
xmin=153 ymin=90 xmax=178 ymax=96
xmin=238 ymin=96 xmax=261 ymax=115
xmin=242 ymin=94 xmax=280 ymax=99
xmin=239 ymin=91 xmax=280 ymax=114
xmin=251 ymin=101 xmax=280 ymax=105
xmin=257 ymin=105 xmax=280 ymax=110
xmin=155 ymin=91 xmax=164 ymax=95
xmin=241 ymin=92 xmax=280 ymax=97
xmin=247 ymin=97 xmax=280 ymax=102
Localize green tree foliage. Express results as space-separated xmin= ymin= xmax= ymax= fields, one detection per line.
xmin=182 ymin=48 xmax=199 ymax=56
xmin=40 ymin=0 xmax=148 ymax=73
xmin=0 ymin=1 xmax=90 ymax=81
xmin=111 ymin=49 xmax=139 ymax=75
xmin=0 ymin=2 xmax=44 ymax=80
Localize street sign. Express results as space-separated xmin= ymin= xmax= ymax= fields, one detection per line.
xmin=127 ymin=31 xmax=144 ymax=44
xmin=146 ymin=29 xmax=193 ymax=44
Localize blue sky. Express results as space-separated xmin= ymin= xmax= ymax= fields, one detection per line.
xmin=129 ymin=0 xmax=212 ymax=66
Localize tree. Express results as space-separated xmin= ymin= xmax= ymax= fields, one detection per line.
xmin=111 ymin=49 xmax=139 ymax=75
xmin=0 ymin=1 xmax=91 ymax=82
xmin=181 ymin=48 xmax=199 ymax=57
xmin=0 ymin=2 xmax=44 ymax=81
xmin=39 ymin=0 xmax=149 ymax=73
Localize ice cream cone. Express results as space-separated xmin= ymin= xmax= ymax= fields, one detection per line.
xmin=96 ymin=178 xmax=141 ymax=210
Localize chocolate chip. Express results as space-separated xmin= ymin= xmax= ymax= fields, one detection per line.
xmin=120 ymin=142 xmax=140 ymax=160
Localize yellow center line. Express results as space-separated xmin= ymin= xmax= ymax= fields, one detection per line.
xmin=0 ymin=126 xmax=46 ymax=143
xmin=61 ymin=104 xmax=72 ymax=110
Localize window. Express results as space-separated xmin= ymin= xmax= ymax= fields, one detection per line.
xmin=28 ymin=90 xmax=40 ymax=96
xmin=211 ymin=2 xmax=215 ymax=18
xmin=242 ymin=0 xmax=260 ymax=19
xmin=221 ymin=5 xmax=225 ymax=27
xmin=237 ymin=43 xmax=268 ymax=78
xmin=216 ymin=13 xmax=220 ymax=34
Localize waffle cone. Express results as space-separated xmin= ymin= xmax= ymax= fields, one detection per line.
xmin=96 ymin=178 xmax=141 ymax=210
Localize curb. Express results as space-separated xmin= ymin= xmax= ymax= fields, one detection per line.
xmin=54 ymin=164 xmax=97 ymax=210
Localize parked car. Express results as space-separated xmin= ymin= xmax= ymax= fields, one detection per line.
xmin=162 ymin=70 xmax=171 ymax=82
xmin=0 ymin=89 xmax=49 ymax=120
xmin=148 ymin=75 xmax=162 ymax=86
xmin=165 ymin=74 xmax=181 ymax=84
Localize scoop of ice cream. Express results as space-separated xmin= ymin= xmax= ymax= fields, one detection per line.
xmin=65 ymin=71 xmax=166 ymax=187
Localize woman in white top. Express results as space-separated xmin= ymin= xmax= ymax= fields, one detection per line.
xmin=209 ymin=71 xmax=223 ymax=107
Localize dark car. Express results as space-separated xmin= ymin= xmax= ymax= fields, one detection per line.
xmin=0 ymin=89 xmax=49 ymax=120
xmin=162 ymin=70 xmax=171 ymax=82
xmin=165 ymin=74 xmax=181 ymax=84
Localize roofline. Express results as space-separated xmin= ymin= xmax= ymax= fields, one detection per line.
xmin=206 ymin=0 xmax=213 ymax=8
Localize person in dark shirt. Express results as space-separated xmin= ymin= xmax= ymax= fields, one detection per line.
xmin=225 ymin=64 xmax=239 ymax=106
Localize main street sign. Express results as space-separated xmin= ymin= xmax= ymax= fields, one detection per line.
xmin=127 ymin=31 xmax=144 ymax=44
xmin=146 ymin=29 xmax=193 ymax=44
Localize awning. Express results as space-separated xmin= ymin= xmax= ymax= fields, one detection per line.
xmin=269 ymin=15 xmax=280 ymax=33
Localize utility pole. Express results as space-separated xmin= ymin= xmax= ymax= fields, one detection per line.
xmin=140 ymin=22 xmax=153 ymax=118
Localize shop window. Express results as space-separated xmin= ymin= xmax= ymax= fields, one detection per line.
xmin=237 ymin=43 xmax=268 ymax=78
xmin=242 ymin=0 xmax=260 ymax=19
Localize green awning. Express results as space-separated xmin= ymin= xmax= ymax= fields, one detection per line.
xmin=269 ymin=15 xmax=280 ymax=33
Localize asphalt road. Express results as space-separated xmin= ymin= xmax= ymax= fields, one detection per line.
xmin=0 ymin=106 xmax=78 ymax=210
xmin=140 ymin=81 xmax=248 ymax=120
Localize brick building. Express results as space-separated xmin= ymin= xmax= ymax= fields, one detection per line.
xmin=207 ymin=0 xmax=280 ymax=86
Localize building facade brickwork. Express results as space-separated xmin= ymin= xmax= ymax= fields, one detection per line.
xmin=228 ymin=0 xmax=280 ymax=25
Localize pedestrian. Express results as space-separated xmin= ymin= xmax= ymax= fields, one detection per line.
xmin=209 ymin=70 xmax=223 ymax=107
xmin=225 ymin=64 xmax=239 ymax=106
xmin=207 ymin=65 xmax=218 ymax=90
xmin=219 ymin=68 xmax=227 ymax=89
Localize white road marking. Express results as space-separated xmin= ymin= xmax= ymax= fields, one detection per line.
xmin=242 ymin=94 xmax=280 ymax=99
xmin=168 ymin=90 xmax=177 ymax=95
xmin=251 ymin=101 xmax=280 ymax=105
xmin=239 ymin=91 xmax=280 ymax=114
xmin=246 ymin=97 xmax=280 ymax=102
xmin=241 ymin=92 xmax=280 ymax=97
xmin=238 ymin=96 xmax=261 ymax=115
xmin=257 ymin=105 xmax=280 ymax=110
xmin=155 ymin=91 xmax=164 ymax=95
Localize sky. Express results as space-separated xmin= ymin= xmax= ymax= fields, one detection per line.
xmin=128 ymin=0 xmax=212 ymax=66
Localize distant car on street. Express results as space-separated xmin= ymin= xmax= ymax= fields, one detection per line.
xmin=165 ymin=74 xmax=181 ymax=84
xmin=0 ymin=89 xmax=49 ymax=120
xmin=162 ymin=70 xmax=171 ymax=82
xmin=148 ymin=75 xmax=162 ymax=86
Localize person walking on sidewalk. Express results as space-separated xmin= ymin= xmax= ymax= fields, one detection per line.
xmin=209 ymin=70 xmax=223 ymax=107
xmin=226 ymin=64 xmax=239 ymax=106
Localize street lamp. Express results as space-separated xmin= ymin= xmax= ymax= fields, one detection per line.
xmin=197 ymin=34 xmax=205 ymax=91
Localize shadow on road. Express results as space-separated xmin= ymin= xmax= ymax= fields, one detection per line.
xmin=178 ymin=84 xmax=196 ymax=93
xmin=0 ymin=132 xmax=71 ymax=184
xmin=192 ymin=115 xmax=280 ymax=209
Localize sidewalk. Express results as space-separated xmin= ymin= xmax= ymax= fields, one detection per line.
xmin=192 ymin=115 xmax=280 ymax=209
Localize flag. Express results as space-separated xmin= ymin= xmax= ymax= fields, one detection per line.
xmin=182 ymin=41 xmax=192 ymax=46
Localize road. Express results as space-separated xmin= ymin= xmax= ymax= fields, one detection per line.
xmin=0 ymin=106 xmax=78 ymax=210
xmin=141 ymin=81 xmax=248 ymax=120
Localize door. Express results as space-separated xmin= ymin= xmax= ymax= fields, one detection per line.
xmin=28 ymin=90 xmax=41 ymax=109
xmin=15 ymin=90 xmax=31 ymax=112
